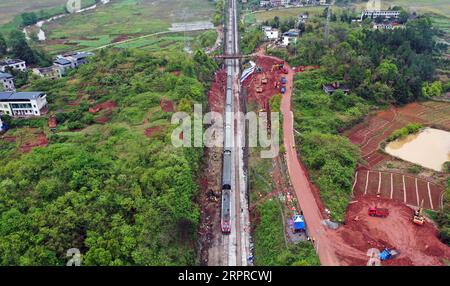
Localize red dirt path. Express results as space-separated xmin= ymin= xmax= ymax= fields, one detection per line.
xmin=20 ymin=132 xmax=48 ymax=153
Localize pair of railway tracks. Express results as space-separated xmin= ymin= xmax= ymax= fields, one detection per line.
xmin=219 ymin=0 xmax=251 ymax=266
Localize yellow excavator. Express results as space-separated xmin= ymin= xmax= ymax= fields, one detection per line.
xmin=413 ymin=199 xmax=425 ymax=226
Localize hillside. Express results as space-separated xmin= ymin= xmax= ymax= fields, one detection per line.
xmin=0 ymin=48 xmax=217 ymax=265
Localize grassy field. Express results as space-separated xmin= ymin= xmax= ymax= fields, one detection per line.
xmin=0 ymin=0 xmax=96 ymax=25
xmin=39 ymin=0 xmax=215 ymax=53
xmin=244 ymin=6 xmax=328 ymax=24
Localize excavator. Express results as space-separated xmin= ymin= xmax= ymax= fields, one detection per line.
xmin=413 ymin=199 xmax=425 ymax=226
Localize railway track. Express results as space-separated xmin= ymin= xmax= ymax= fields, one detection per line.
xmin=218 ymin=0 xmax=251 ymax=266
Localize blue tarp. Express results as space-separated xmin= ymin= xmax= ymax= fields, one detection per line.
xmin=293 ymin=215 xmax=305 ymax=231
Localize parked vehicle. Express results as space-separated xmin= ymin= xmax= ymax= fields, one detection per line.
xmin=379 ymin=248 xmax=399 ymax=261
xmin=368 ymin=207 xmax=389 ymax=218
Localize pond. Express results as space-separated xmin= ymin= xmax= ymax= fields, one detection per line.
xmin=385 ymin=128 xmax=450 ymax=172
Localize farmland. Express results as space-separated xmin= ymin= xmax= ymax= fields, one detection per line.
xmin=37 ymin=0 xmax=215 ymax=53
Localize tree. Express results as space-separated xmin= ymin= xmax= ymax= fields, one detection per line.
xmin=8 ymin=30 xmax=36 ymax=64
xmin=0 ymin=34 xmax=7 ymax=56
xmin=422 ymin=81 xmax=442 ymax=98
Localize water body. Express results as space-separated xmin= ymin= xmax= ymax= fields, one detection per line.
xmin=23 ymin=0 xmax=111 ymax=42
xmin=385 ymin=128 xmax=450 ymax=172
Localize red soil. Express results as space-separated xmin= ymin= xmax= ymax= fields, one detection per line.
xmin=335 ymin=196 xmax=450 ymax=266
xmin=145 ymin=126 xmax=163 ymax=138
xmin=20 ymin=133 xmax=48 ymax=153
xmin=112 ymin=35 xmax=129 ymax=43
xmin=89 ymin=101 xmax=118 ymax=114
xmin=208 ymin=68 xmax=226 ymax=113
xmin=160 ymin=99 xmax=175 ymax=112
xmin=352 ymin=170 xmax=444 ymax=210
xmin=171 ymin=70 xmax=181 ymax=77
xmin=95 ymin=117 xmax=110 ymax=124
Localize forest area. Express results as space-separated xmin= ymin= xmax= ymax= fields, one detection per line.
xmin=0 ymin=48 xmax=218 ymax=265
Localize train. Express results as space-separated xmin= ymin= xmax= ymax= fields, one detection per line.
xmin=221 ymin=0 xmax=237 ymax=235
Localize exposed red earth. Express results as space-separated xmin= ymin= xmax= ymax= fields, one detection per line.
xmin=160 ymin=99 xmax=175 ymax=112
xmin=144 ymin=126 xmax=164 ymax=138
xmin=88 ymin=100 xmax=118 ymax=113
xmin=20 ymin=132 xmax=49 ymax=153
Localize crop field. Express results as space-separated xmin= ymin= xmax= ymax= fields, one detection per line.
xmin=352 ymin=0 xmax=450 ymax=17
xmin=352 ymin=170 xmax=444 ymax=211
xmin=244 ymin=6 xmax=329 ymax=24
xmin=0 ymin=0 xmax=96 ymax=25
xmin=40 ymin=0 xmax=215 ymax=53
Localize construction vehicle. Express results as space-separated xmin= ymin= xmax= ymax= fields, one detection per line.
xmin=256 ymin=66 xmax=262 ymax=73
xmin=413 ymin=199 xmax=425 ymax=225
xmin=379 ymin=248 xmax=399 ymax=261
xmin=256 ymin=86 xmax=263 ymax=93
xmin=271 ymin=62 xmax=284 ymax=71
xmin=368 ymin=207 xmax=389 ymax=218
xmin=281 ymin=67 xmax=289 ymax=74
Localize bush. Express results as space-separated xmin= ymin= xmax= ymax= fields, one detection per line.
xmin=387 ymin=123 xmax=422 ymax=142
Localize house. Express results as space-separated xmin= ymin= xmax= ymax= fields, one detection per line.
xmin=323 ymin=82 xmax=350 ymax=94
xmin=0 ymin=72 xmax=15 ymax=91
xmin=0 ymin=59 xmax=27 ymax=72
xmin=0 ymin=91 xmax=48 ymax=117
xmin=269 ymin=0 xmax=290 ymax=7
xmin=373 ymin=22 xmax=404 ymax=30
xmin=260 ymin=0 xmax=270 ymax=7
xmin=32 ymin=66 xmax=62 ymax=80
xmin=262 ymin=26 xmax=279 ymax=40
xmin=282 ymin=29 xmax=299 ymax=46
xmin=53 ymin=52 xmax=94 ymax=75
xmin=361 ymin=10 xmax=400 ymax=21
xmin=298 ymin=13 xmax=308 ymax=22
xmin=53 ymin=57 xmax=73 ymax=76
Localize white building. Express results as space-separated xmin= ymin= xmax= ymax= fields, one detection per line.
xmin=262 ymin=26 xmax=280 ymax=40
xmin=260 ymin=0 xmax=270 ymax=7
xmin=0 ymin=91 xmax=48 ymax=117
xmin=0 ymin=72 xmax=15 ymax=91
xmin=361 ymin=10 xmax=400 ymax=20
xmin=282 ymin=29 xmax=300 ymax=46
xmin=0 ymin=59 xmax=27 ymax=72
xmin=53 ymin=52 xmax=94 ymax=75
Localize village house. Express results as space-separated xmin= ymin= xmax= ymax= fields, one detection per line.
xmin=0 ymin=72 xmax=15 ymax=91
xmin=0 ymin=91 xmax=48 ymax=117
xmin=323 ymin=82 xmax=350 ymax=95
xmin=361 ymin=10 xmax=400 ymax=21
xmin=282 ymin=29 xmax=300 ymax=46
xmin=373 ymin=22 xmax=404 ymax=30
xmin=32 ymin=66 xmax=62 ymax=80
xmin=53 ymin=51 xmax=94 ymax=75
xmin=260 ymin=0 xmax=270 ymax=7
xmin=0 ymin=59 xmax=27 ymax=72
xmin=262 ymin=26 xmax=280 ymax=40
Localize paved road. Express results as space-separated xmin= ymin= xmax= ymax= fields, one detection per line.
xmin=279 ymin=61 xmax=340 ymax=266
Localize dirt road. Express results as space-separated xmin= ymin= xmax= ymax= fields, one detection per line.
xmin=279 ymin=61 xmax=342 ymax=266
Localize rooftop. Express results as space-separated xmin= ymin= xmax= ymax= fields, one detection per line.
xmin=0 ymin=91 xmax=45 ymax=101
xmin=0 ymin=59 xmax=25 ymax=66
xmin=0 ymin=72 xmax=13 ymax=79
xmin=54 ymin=58 xmax=72 ymax=65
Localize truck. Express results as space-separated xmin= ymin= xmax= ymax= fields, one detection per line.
xmin=281 ymin=87 xmax=286 ymax=94
xmin=281 ymin=77 xmax=287 ymax=85
xmin=368 ymin=207 xmax=389 ymax=218
xmin=413 ymin=199 xmax=425 ymax=225
xmin=379 ymin=248 xmax=399 ymax=261
xmin=293 ymin=214 xmax=306 ymax=233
